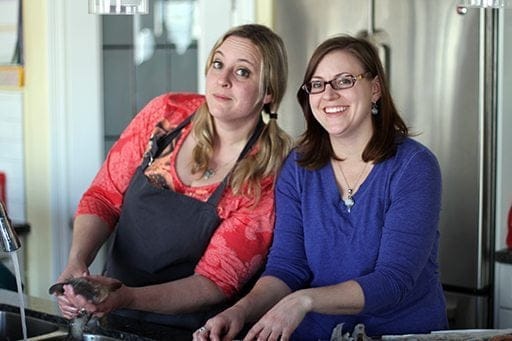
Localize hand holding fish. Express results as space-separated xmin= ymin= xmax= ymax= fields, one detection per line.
xmin=49 ymin=275 xmax=123 ymax=318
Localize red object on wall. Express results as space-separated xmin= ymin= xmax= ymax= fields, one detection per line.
xmin=0 ymin=172 xmax=5 ymax=204
xmin=507 ymin=205 xmax=512 ymax=249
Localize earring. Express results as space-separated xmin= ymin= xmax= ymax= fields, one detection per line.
xmin=371 ymin=102 xmax=379 ymax=115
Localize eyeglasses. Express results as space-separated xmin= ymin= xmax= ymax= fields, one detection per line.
xmin=302 ymin=72 xmax=369 ymax=94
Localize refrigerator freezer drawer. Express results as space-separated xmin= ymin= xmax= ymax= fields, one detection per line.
xmin=445 ymin=290 xmax=490 ymax=329
xmin=498 ymin=263 xmax=512 ymax=309
xmin=497 ymin=308 xmax=512 ymax=329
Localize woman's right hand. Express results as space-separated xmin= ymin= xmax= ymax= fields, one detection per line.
xmin=193 ymin=305 xmax=246 ymax=341
xmin=53 ymin=261 xmax=89 ymax=319
xmin=57 ymin=260 xmax=89 ymax=283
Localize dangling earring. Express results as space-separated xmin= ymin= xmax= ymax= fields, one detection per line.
xmin=371 ymin=102 xmax=379 ymax=115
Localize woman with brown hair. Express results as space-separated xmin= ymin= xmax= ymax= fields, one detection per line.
xmin=196 ymin=35 xmax=447 ymax=340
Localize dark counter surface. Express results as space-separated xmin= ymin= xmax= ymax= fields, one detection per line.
xmin=0 ymin=288 xmax=193 ymax=340
xmin=496 ymin=248 xmax=512 ymax=264
xmin=13 ymin=222 xmax=30 ymax=236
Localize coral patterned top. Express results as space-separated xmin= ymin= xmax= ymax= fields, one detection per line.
xmin=76 ymin=93 xmax=275 ymax=297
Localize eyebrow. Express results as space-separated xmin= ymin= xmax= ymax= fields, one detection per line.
xmin=213 ymin=50 xmax=257 ymax=68
xmin=311 ymin=72 xmax=350 ymax=80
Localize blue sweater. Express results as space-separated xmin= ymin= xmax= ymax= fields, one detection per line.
xmin=263 ymin=138 xmax=448 ymax=340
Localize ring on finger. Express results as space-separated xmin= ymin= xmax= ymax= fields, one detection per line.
xmin=198 ymin=326 xmax=208 ymax=333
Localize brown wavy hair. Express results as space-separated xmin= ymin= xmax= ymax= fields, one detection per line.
xmin=296 ymin=35 xmax=408 ymax=169
xmin=191 ymin=24 xmax=292 ymax=201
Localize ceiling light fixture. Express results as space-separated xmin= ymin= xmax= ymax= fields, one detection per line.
xmin=459 ymin=0 xmax=512 ymax=7
xmin=88 ymin=0 xmax=149 ymax=15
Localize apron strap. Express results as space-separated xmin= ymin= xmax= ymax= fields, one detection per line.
xmin=146 ymin=113 xmax=265 ymax=207
xmin=154 ymin=114 xmax=194 ymax=160
xmin=207 ymin=117 xmax=265 ymax=206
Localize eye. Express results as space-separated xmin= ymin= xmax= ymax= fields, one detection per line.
xmin=212 ymin=60 xmax=223 ymax=70
xmin=310 ymin=80 xmax=323 ymax=89
xmin=235 ymin=68 xmax=251 ymax=78
xmin=334 ymin=76 xmax=354 ymax=88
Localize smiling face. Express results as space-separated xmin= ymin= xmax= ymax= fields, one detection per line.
xmin=308 ymin=50 xmax=381 ymax=143
xmin=205 ymin=36 xmax=272 ymax=126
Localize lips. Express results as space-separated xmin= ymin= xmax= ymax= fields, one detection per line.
xmin=324 ymin=105 xmax=348 ymax=114
xmin=212 ymin=93 xmax=231 ymax=101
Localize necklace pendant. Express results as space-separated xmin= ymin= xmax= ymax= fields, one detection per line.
xmin=203 ymin=168 xmax=215 ymax=180
xmin=343 ymin=197 xmax=355 ymax=212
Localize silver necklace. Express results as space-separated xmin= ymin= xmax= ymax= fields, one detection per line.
xmin=336 ymin=161 xmax=368 ymax=212
xmin=202 ymin=157 xmax=237 ymax=180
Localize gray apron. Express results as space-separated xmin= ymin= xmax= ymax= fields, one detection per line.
xmin=105 ymin=114 xmax=264 ymax=329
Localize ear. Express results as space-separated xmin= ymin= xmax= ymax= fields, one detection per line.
xmin=371 ymin=76 xmax=382 ymax=103
xmin=263 ymin=92 xmax=273 ymax=106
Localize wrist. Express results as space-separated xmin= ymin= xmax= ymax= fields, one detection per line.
xmin=120 ymin=285 xmax=134 ymax=309
xmin=296 ymin=289 xmax=314 ymax=312
xmin=231 ymin=300 xmax=251 ymax=322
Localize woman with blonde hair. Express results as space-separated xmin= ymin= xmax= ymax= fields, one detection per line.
xmin=52 ymin=24 xmax=292 ymax=335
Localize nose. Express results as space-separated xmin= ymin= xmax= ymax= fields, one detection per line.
xmin=321 ymin=83 xmax=339 ymax=99
xmin=217 ymin=70 xmax=231 ymax=88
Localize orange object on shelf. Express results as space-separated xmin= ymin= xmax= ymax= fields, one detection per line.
xmin=0 ymin=65 xmax=24 ymax=87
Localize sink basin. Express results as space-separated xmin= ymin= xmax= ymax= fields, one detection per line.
xmin=36 ymin=333 xmax=122 ymax=340
xmin=0 ymin=310 xmax=60 ymax=339
xmin=0 ymin=310 xmax=123 ymax=340
xmin=0 ymin=303 xmax=165 ymax=340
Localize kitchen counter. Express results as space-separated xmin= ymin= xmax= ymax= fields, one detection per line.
xmin=13 ymin=222 xmax=31 ymax=235
xmin=496 ymin=248 xmax=512 ymax=264
xmin=0 ymin=288 xmax=193 ymax=340
xmin=4 ymin=288 xmax=512 ymax=340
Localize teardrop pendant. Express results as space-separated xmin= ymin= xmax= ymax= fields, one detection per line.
xmin=203 ymin=168 xmax=215 ymax=180
xmin=343 ymin=197 xmax=355 ymax=213
xmin=343 ymin=188 xmax=354 ymax=212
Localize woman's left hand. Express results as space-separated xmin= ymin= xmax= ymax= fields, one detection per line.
xmin=243 ymin=291 xmax=310 ymax=341
xmin=61 ymin=275 xmax=128 ymax=318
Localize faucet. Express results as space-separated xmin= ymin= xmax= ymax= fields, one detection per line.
xmin=0 ymin=200 xmax=21 ymax=252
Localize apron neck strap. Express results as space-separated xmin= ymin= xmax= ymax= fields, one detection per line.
xmin=145 ymin=113 xmax=265 ymax=206
xmin=153 ymin=114 xmax=194 ymax=161
xmin=207 ymin=117 xmax=265 ymax=205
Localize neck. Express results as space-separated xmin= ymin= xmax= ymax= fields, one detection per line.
xmin=213 ymin=115 xmax=260 ymax=147
xmin=330 ymin=129 xmax=373 ymax=161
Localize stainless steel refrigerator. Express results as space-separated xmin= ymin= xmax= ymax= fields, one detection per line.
xmin=274 ymin=0 xmax=499 ymax=329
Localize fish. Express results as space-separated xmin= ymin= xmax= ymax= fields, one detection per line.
xmin=49 ymin=277 xmax=122 ymax=340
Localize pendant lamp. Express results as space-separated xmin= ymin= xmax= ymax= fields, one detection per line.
xmin=459 ymin=0 xmax=511 ymax=7
xmin=89 ymin=0 xmax=149 ymax=15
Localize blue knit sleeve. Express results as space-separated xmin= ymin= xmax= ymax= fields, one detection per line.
xmin=262 ymin=151 xmax=313 ymax=290
xmin=356 ymin=145 xmax=442 ymax=314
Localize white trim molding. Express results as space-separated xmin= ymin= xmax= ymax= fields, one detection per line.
xmin=47 ymin=0 xmax=103 ymax=280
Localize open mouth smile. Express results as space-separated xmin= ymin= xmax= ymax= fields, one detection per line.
xmin=324 ymin=106 xmax=348 ymax=114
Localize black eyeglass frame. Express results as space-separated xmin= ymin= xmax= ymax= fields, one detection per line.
xmin=301 ymin=72 xmax=371 ymax=94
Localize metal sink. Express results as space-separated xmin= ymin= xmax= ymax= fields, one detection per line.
xmin=0 ymin=303 xmax=157 ymax=340
xmin=32 ymin=333 xmax=123 ymax=341
xmin=0 ymin=310 xmax=123 ymax=341
xmin=0 ymin=310 xmax=60 ymax=340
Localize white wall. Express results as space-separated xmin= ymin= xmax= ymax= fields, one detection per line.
xmin=493 ymin=7 xmax=512 ymax=328
xmin=47 ymin=0 xmax=103 ymax=283
xmin=495 ymin=6 xmax=512 ymax=250
xmin=0 ymin=91 xmax=25 ymax=222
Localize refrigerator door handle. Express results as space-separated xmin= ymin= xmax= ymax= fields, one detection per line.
xmin=366 ymin=31 xmax=391 ymax=81
xmin=365 ymin=0 xmax=390 ymax=78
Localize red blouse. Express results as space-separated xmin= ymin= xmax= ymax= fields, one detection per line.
xmin=76 ymin=93 xmax=275 ymax=297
